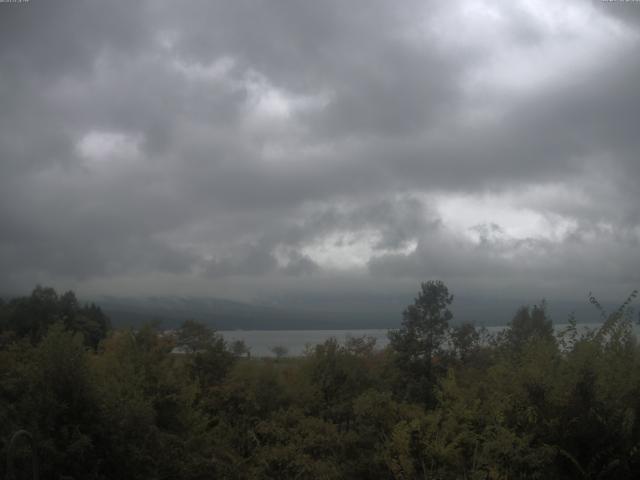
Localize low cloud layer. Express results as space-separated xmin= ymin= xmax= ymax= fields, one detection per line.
xmin=1 ymin=0 xmax=639 ymax=311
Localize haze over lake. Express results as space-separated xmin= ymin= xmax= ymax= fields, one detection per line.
xmin=219 ymin=323 xmax=626 ymax=357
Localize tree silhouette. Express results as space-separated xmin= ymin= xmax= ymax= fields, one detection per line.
xmin=389 ymin=280 xmax=453 ymax=405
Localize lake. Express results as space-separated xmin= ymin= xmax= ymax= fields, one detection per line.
xmin=219 ymin=323 xmax=619 ymax=357
xmin=219 ymin=329 xmax=391 ymax=357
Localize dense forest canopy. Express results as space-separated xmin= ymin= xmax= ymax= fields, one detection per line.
xmin=1 ymin=283 xmax=639 ymax=479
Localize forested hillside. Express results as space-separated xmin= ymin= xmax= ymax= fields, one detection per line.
xmin=1 ymin=283 xmax=639 ymax=479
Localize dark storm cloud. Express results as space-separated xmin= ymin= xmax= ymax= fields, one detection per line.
xmin=594 ymin=0 xmax=640 ymax=28
xmin=0 ymin=0 xmax=639 ymax=303
xmin=256 ymin=196 xmax=439 ymax=250
xmin=0 ymin=1 xmax=150 ymax=76
xmin=368 ymin=220 xmax=640 ymax=299
xmin=282 ymin=252 xmax=320 ymax=277
xmin=205 ymin=245 xmax=278 ymax=278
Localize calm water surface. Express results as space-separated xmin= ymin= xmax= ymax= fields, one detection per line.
xmin=219 ymin=323 xmax=618 ymax=357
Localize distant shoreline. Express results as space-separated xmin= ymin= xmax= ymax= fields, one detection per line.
xmin=217 ymin=323 xmax=619 ymax=357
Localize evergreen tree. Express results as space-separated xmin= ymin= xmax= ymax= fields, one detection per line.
xmin=389 ymin=280 xmax=453 ymax=405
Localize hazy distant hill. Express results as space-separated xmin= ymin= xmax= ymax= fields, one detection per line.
xmin=94 ymin=294 xmax=608 ymax=331
xmin=96 ymin=295 xmax=398 ymax=330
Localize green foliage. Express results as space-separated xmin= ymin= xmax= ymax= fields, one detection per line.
xmin=270 ymin=345 xmax=288 ymax=360
xmin=231 ymin=339 xmax=251 ymax=358
xmin=1 ymin=284 xmax=640 ymax=479
xmin=250 ymin=408 xmax=342 ymax=479
xmin=1 ymin=324 xmax=101 ymax=479
xmin=388 ymin=280 xmax=454 ymax=405
xmin=176 ymin=318 xmax=217 ymax=353
xmin=0 ymin=286 xmax=110 ymax=348
xmin=502 ymin=301 xmax=555 ymax=353
xmin=449 ymin=322 xmax=481 ymax=362
xmin=303 ymin=336 xmax=381 ymax=422
xmin=176 ymin=319 xmax=235 ymax=389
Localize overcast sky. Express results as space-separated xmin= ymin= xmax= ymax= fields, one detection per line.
xmin=1 ymin=0 xmax=639 ymax=310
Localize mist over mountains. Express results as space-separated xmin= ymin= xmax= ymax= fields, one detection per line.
xmin=96 ymin=294 xmax=609 ymax=330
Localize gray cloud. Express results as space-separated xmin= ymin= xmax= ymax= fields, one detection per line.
xmin=0 ymin=0 xmax=639 ymax=310
xmin=205 ymin=245 xmax=279 ymax=278
xmin=282 ymin=252 xmax=320 ymax=277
